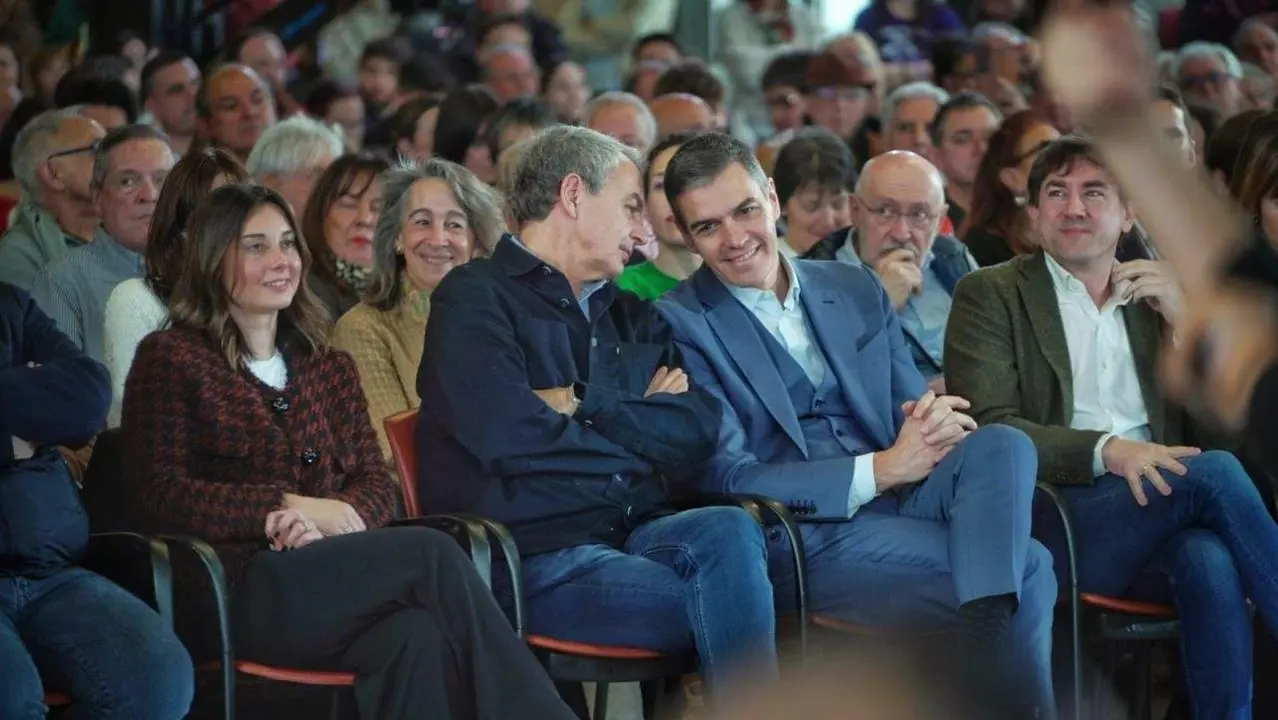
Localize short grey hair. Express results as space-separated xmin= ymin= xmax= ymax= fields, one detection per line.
xmin=366 ymin=157 xmax=506 ymax=310
xmin=508 ymin=125 xmax=641 ymax=228
xmin=1174 ymin=41 xmax=1244 ymax=80
xmin=245 ymin=115 xmax=344 ymax=180
xmin=582 ymin=91 xmax=657 ymax=146
xmin=90 ymin=124 xmax=173 ymax=190
xmin=971 ymin=22 xmax=1027 ymax=46
xmin=882 ymin=82 xmax=951 ymax=131
xmin=13 ymin=107 xmax=87 ymax=198
xmin=662 ymin=132 xmax=767 ymax=233
xmin=479 ymin=42 xmax=534 ymax=72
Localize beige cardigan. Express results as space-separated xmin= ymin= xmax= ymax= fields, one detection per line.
xmin=331 ymin=293 xmax=429 ymax=460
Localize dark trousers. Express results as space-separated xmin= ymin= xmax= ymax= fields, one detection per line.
xmin=234 ymin=526 xmax=575 ymax=720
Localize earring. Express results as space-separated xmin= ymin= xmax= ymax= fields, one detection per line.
xmin=395 ymin=243 xmax=404 ymax=254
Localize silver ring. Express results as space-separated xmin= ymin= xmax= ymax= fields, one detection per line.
xmin=341 ymin=526 xmax=354 ymax=534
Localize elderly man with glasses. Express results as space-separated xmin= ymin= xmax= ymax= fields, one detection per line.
xmin=0 ymin=108 xmax=107 ymax=290
xmin=30 ymin=124 xmax=174 ymax=363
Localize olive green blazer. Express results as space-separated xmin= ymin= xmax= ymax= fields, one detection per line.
xmin=944 ymin=252 xmax=1185 ymax=486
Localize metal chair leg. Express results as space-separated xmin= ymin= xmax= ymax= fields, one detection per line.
xmin=330 ymin=687 xmax=344 ymax=720
xmin=593 ymin=682 xmax=610 ymax=720
xmin=1131 ymin=645 xmax=1152 ymax=720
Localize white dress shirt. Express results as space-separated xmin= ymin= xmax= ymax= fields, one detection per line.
xmin=1044 ymin=254 xmax=1152 ymax=476
xmin=725 ymin=255 xmax=879 ymax=515
xmin=103 ymin=278 xmax=168 ymax=427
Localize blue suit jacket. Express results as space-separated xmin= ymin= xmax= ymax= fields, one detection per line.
xmin=657 ymin=259 xmax=929 ymax=519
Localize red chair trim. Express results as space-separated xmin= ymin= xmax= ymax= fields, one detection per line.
xmin=199 ymin=660 xmax=357 ymax=686
xmin=528 ymin=634 xmax=668 ymax=660
xmin=1080 ymin=593 xmax=1177 ymax=618
xmin=44 ymin=692 xmax=71 ymax=707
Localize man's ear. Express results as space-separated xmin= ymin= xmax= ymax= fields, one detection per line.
xmin=765 ymin=177 xmax=781 ymax=218
xmin=37 ymin=159 xmax=64 ymax=193
xmin=1121 ymin=203 xmax=1136 ymax=233
xmin=559 ymin=173 xmax=584 ymax=219
xmin=1025 ymin=202 xmax=1040 ymax=225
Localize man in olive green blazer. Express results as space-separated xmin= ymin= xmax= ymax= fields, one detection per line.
xmin=943 ymin=134 xmax=1278 ymax=719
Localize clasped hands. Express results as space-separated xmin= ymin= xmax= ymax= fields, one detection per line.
xmin=874 ymin=391 xmax=979 ymax=491
xmin=264 ymin=493 xmax=367 ymax=551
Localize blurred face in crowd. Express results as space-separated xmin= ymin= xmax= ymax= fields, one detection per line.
xmin=484 ymin=48 xmax=540 ymax=104
xmin=999 ymin=121 xmax=1061 ymax=198
xmin=934 ymin=104 xmax=1001 ymax=189
xmin=325 ymin=94 xmax=366 ymax=152
xmin=650 ymin=94 xmax=715 ymax=137
xmin=324 ymin=172 xmax=382 ymax=268
xmin=1028 ymin=158 xmax=1134 ymax=273
xmin=784 ymin=182 xmax=852 ymax=255
xmin=764 ymin=84 xmax=806 ymax=133
xmin=1150 ymin=98 xmax=1196 ymax=167
xmin=1178 ymin=53 xmax=1242 ymax=119
xmin=1241 ymin=70 xmax=1277 ymax=110
xmin=238 ymin=33 xmax=288 ymax=89
xmin=202 ymin=66 xmax=277 ymax=159
xmin=264 ymin=151 xmax=335 ymax=221
xmin=886 ymin=95 xmax=941 ymax=156
xmin=224 ymin=203 xmax=302 ymax=316
xmin=645 ymin=144 xmax=685 ymax=246
xmin=588 ymin=102 xmax=654 ymax=153
xmin=96 ymin=138 xmax=175 ymax=252
xmin=569 ymin=159 xmax=647 ymax=281
xmin=806 ymin=84 xmax=874 ymax=140
xmin=399 ymin=178 xmax=476 ymax=292
xmin=545 ymin=62 xmax=591 ymax=123
xmin=397 ymin=106 xmax=440 ymax=161
xmin=629 ymin=64 xmax=665 ymax=103
xmin=43 ymin=116 xmax=107 ymax=204
xmin=359 ymin=56 xmax=399 ymax=106
xmin=852 ymin=153 xmax=945 ymax=268
xmin=677 ymin=163 xmax=784 ymax=292
xmin=481 ymin=22 xmax=532 ymax=54
xmin=636 ymin=40 xmax=682 ymax=67
xmin=147 ymin=58 xmax=202 ymax=136
xmin=0 ymin=43 xmax=18 ymax=94
xmin=1238 ymin=22 xmax=1278 ymax=79
xmin=121 ymin=37 xmax=148 ymax=68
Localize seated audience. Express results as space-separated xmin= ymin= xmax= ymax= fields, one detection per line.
xmin=717 ymin=0 xmax=822 ymax=139
xmin=1153 ymin=85 xmax=1198 ymax=167
xmin=853 ymin=0 xmax=964 ymax=65
xmin=616 ymin=131 xmax=705 ymax=299
xmin=753 ymin=50 xmax=815 ymax=173
xmin=931 ymin=91 xmax=1003 ymax=230
xmin=231 ymin=27 xmax=301 ymax=119
xmin=302 ymin=153 xmax=391 ymax=321
xmin=653 ymin=60 xmax=730 ymax=131
xmin=771 ymin=127 xmax=857 ymax=258
xmin=140 ymin=52 xmax=201 ymax=156
xmin=53 ymin=73 xmax=138 ymax=130
xmin=583 ymin=91 xmax=658 ymax=154
xmin=416 ymin=126 xmax=778 ymax=702
xmin=1175 ymin=41 xmax=1244 ymax=120
xmin=624 ymin=61 xmax=668 ymax=103
xmin=246 ymin=115 xmax=343 ymax=219
xmin=333 ymin=157 xmax=503 ymax=459
xmin=931 ymin=37 xmax=979 ymax=95
xmin=633 ymin=32 xmax=683 ymax=67
xmin=0 ymin=108 xmax=105 ymax=289
xmin=357 ymin=38 xmax=411 ymax=125
xmin=1228 ymin=114 xmax=1278 ymax=246
xmin=802 ymin=49 xmax=877 ymax=145
xmin=31 ymin=124 xmax=175 ymax=361
xmin=655 ymin=133 xmax=1053 ymax=717
xmin=881 ymin=81 xmax=949 ymax=156
xmin=120 ymin=183 xmax=574 ymax=720
xmin=1234 ymin=19 xmax=1278 ymax=85
xmin=433 ymin=85 xmax=500 ymax=185
xmin=480 ymin=44 xmax=541 ymax=105
xmin=541 ymin=59 xmax=591 ymax=124
xmin=388 ymin=96 xmax=442 ymax=162
xmin=960 ymin=110 xmax=1060 ymax=266
xmin=306 ymin=79 xmax=367 ymax=153
xmin=445 ymin=0 xmax=566 ymax=86
xmin=0 ymin=281 xmax=195 ymax=719
xmin=1242 ymin=61 xmax=1278 ymax=110
xmin=103 ymin=146 xmax=248 ymax=427
xmin=484 ymin=97 xmax=557 ymax=167
xmin=649 ymin=93 xmax=717 ymax=137
xmin=945 ymin=135 xmax=1278 ymax=720
xmin=197 ymin=64 xmax=278 ymax=164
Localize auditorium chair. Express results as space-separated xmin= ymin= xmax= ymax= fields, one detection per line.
xmin=384 ymin=408 xmax=810 ymax=720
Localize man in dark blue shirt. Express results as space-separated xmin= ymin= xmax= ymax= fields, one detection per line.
xmin=0 ymin=282 xmax=193 ymax=718
xmin=417 ymin=125 xmax=778 ymax=700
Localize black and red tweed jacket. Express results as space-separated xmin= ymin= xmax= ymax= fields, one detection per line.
xmin=120 ymin=324 xmax=398 ymax=588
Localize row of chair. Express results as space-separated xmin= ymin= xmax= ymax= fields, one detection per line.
xmin=57 ymin=410 xmax=1181 ymax=720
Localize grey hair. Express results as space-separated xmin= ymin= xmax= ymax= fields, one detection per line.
xmin=971 ymin=22 xmax=1027 ymax=46
xmin=366 ymin=157 xmax=505 ymax=311
xmin=478 ymin=42 xmax=534 ymax=72
xmin=882 ymin=82 xmax=951 ymax=131
xmin=662 ymin=132 xmax=767 ymax=233
xmin=582 ymin=91 xmax=657 ymax=147
xmin=90 ymin=124 xmax=173 ymax=190
xmin=507 ymin=125 xmax=641 ymax=228
xmin=245 ymin=115 xmax=344 ymax=179
xmin=1174 ymin=41 xmax=1244 ymax=80
xmin=13 ymin=106 xmax=87 ymax=198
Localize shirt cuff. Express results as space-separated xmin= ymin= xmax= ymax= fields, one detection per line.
xmin=848 ymin=452 xmax=879 ymax=516
xmin=1092 ymin=433 xmax=1115 ymax=477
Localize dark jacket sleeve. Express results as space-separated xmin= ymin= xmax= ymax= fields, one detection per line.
xmin=325 ymin=349 xmax=399 ymax=528
xmin=121 ymin=333 xmax=285 ymax=541
xmin=945 ymin=271 xmax=1102 ymax=485
xmin=419 ymin=273 xmax=718 ymax=480
xmin=0 ymin=286 xmax=108 ymax=446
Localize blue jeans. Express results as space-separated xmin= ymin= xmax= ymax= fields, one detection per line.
xmin=768 ymin=424 xmax=1057 ymax=717
xmin=508 ymin=506 xmax=777 ymax=702
xmin=1036 ymin=450 xmax=1278 ymax=720
xmin=0 ymin=566 xmax=194 ymax=720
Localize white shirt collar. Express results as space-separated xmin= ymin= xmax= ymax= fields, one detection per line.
xmin=1043 ymin=252 xmax=1131 ymax=308
xmin=725 ymin=252 xmax=802 ymax=313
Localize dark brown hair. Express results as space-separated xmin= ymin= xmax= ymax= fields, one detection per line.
xmin=145 ymin=146 xmax=249 ymax=301
xmin=300 ymin=152 xmax=392 ymax=284
xmin=960 ymin=110 xmax=1052 ymax=254
xmin=1229 ymin=113 xmax=1278 ymax=216
xmin=169 ymin=184 xmax=329 ymax=368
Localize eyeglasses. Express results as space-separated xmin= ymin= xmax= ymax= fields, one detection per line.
xmin=1180 ymin=71 xmax=1233 ymax=90
xmin=810 ymin=85 xmax=874 ymax=102
xmin=765 ymin=91 xmax=801 ymax=109
xmin=859 ymin=199 xmax=938 ymax=229
xmin=45 ymin=141 xmax=99 ymax=162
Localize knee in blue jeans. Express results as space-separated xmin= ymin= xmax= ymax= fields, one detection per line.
xmin=680 ymin=506 xmax=766 ymax=557
xmin=0 ymin=654 xmax=44 ymax=720
xmin=101 ymin=630 xmax=194 ymax=720
xmin=1182 ymin=450 xmax=1258 ymax=500
xmin=1020 ymin=541 xmax=1058 ymax=611
xmin=1163 ymin=529 xmax=1238 ymax=586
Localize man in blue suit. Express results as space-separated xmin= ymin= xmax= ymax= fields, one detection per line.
xmin=655 ymin=134 xmax=1056 ymax=717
